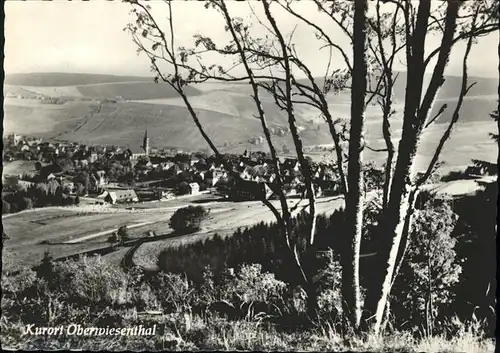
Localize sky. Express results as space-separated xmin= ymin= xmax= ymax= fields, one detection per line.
xmin=4 ymin=1 xmax=499 ymax=79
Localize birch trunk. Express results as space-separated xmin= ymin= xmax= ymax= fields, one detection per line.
xmin=362 ymin=0 xmax=461 ymax=335
xmin=262 ymin=0 xmax=319 ymax=316
xmin=342 ymin=0 xmax=367 ymax=330
xmin=217 ymin=1 xmax=303 ymax=284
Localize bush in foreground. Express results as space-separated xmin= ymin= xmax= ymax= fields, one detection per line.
xmin=1 ymin=255 xmax=494 ymax=352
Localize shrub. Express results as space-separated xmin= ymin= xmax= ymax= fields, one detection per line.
xmin=391 ymin=196 xmax=460 ymax=332
xmin=315 ymin=251 xmax=343 ymax=317
xmin=118 ymin=225 xmax=130 ymax=241
xmin=363 ymin=162 xmax=385 ymax=192
xmin=148 ymin=272 xmax=195 ymax=313
xmin=16 ymin=197 xmax=33 ymax=211
xmin=177 ymin=181 xmax=190 ymax=195
xmin=223 ymin=264 xmax=287 ymax=305
xmin=169 ymin=206 xmax=210 ymax=234
xmin=107 ymin=233 xmax=118 ymax=244
xmin=2 ymin=200 xmax=11 ymax=214
xmin=50 ymin=256 xmax=127 ymax=305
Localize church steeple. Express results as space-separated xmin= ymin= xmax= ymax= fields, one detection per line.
xmin=142 ymin=129 xmax=150 ymax=156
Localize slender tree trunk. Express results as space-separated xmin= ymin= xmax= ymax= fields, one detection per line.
xmin=427 ymin=256 xmax=433 ymax=336
xmin=262 ymin=0 xmax=319 ymax=316
xmin=361 ymin=0 xmax=461 ymax=335
xmin=381 ymin=188 xmax=418 ymax=332
xmin=342 ymin=0 xmax=368 ymax=330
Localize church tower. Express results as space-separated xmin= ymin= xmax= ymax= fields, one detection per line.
xmin=142 ymin=129 xmax=150 ymax=156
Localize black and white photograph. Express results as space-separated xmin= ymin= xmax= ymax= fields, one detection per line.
xmin=1 ymin=0 xmax=498 ymax=351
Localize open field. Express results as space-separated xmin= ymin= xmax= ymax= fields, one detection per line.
xmin=1 ymin=194 xmax=344 ymax=271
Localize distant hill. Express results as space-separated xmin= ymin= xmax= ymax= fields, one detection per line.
xmin=75 ymin=81 xmax=201 ymax=100
xmin=4 ymin=72 xmax=155 ymax=86
xmin=3 ymin=71 xmax=497 ymax=166
xmin=4 ymin=73 xmax=202 ymax=100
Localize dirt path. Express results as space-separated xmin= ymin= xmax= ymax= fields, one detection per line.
xmin=64 ymin=221 xmax=156 ymax=244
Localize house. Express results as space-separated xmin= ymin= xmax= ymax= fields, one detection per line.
xmin=261 ymin=173 xmax=276 ymax=184
xmin=79 ymin=159 xmax=89 ymax=168
xmin=157 ymin=161 xmax=175 ymax=172
xmin=317 ymin=180 xmax=340 ymax=196
xmin=169 ymin=164 xmax=183 ymax=175
xmin=239 ymin=166 xmax=254 ymax=181
xmin=316 ymin=164 xmax=337 ymax=182
xmin=178 ymin=162 xmax=191 ymax=172
xmin=251 ymin=175 xmax=262 ymax=183
xmin=206 ymin=169 xmax=227 ymax=186
xmin=470 ymin=160 xmax=498 ymax=176
xmin=288 ymin=175 xmax=303 ymax=187
xmin=230 ymin=179 xmax=274 ymax=201
xmin=8 ymin=133 xmax=21 ymax=146
xmin=193 ymin=160 xmax=209 ymax=171
xmin=465 ymin=165 xmax=487 ymax=178
xmin=315 ymin=184 xmax=323 ymax=198
xmin=61 ymin=180 xmax=75 ymax=193
xmin=18 ymin=180 xmax=35 ymax=188
xmin=194 ymin=171 xmax=207 ymax=181
xmin=89 ymin=172 xmax=107 ymax=192
xmin=282 ymin=158 xmax=300 ymax=173
xmin=283 ymin=184 xmax=300 ymax=197
xmin=131 ymin=152 xmax=146 ymax=161
xmin=157 ymin=190 xmax=175 ymax=200
xmin=209 ymin=163 xmax=225 ymax=171
xmin=188 ymin=182 xmax=200 ymax=195
xmin=104 ymin=189 xmax=139 ymax=204
xmin=89 ymin=153 xmax=98 ymax=163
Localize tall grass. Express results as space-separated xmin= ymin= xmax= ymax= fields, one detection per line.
xmin=1 ymin=256 xmax=495 ymax=351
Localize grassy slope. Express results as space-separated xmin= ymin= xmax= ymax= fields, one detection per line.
xmin=3 ymin=72 xmax=497 ymax=162
xmin=76 ymin=82 xmax=202 ymax=100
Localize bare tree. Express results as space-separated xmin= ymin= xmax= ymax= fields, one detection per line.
xmin=125 ymin=0 xmax=321 ymax=316
xmin=125 ymin=0 xmax=498 ymax=334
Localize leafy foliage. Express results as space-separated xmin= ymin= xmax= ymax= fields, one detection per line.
xmin=391 ymin=197 xmax=460 ymax=329
xmin=169 ymin=205 xmax=210 ymax=234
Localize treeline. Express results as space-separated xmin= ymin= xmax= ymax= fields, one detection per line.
xmin=2 ymin=181 xmax=79 ymax=214
xmin=157 ymin=209 xmax=345 ymax=286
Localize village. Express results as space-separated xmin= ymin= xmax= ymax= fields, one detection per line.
xmin=2 ymin=131 xmax=344 ymax=213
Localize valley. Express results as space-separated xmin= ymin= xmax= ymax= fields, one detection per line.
xmin=3 ymin=72 xmax=498 ymax=169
